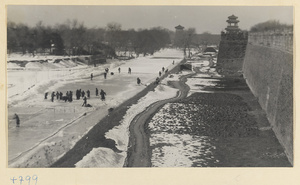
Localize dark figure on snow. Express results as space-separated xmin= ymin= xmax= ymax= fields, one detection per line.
xmin=91 ymin=73 xmax=93 ymax=80
xmin=118 ymin=67 xmax=121 ymax=73
xmin=51 ymin=92 xmax=55 ymax=102
xmin=81 ymin=90 xmax=85 ymax=98
xmin=128 ymin=67 xmax=131 ymax=74
xmin=76 ymin=89 xmax=79 ymax=100
xmin=56 ymin=91 xmax=59 ymax=99
xmin=165 ymin=69 xmax=168 ymax=73
xmin=110 ymin=72 xmax=114 ymax=75
xmin=162 ymin=67 xmax=165 ymax=72
xmin=87 ymin=90 xmax=90 ymax=98
xmin=59 ymin=92 xmax=63 ymax=100
xmin=137 ymin=77 xmax=141 ymax=85
xmin=96 ymin=88 xmax=99 ymax=96
xmin=69 ymin=91 xmax=73 ymax=102
xmin=100 ymin=89 xmax=106 ymax=101
xmin=44 ymin=92 xmax=48 ymax=99
xmin=82 ymin=96 xmax=87 ymax=107
xmin=14 ymin=113 xmax=20 ymax=127
xmin=104 ymin=72 xmax=107 ymax=79
xmin=159 ymin=71 xmax=162 ymax=76
xmin=173 ymin=60 xmax=175 ymax=65
xmin=105 ymin=68 xmax=109 ymax=73
xmin=155 ymin=77 xmax=160 ymax=84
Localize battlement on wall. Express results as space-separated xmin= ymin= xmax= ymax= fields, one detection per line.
xmin=248 ymin=29 xmax=293 ymax=53
xmin=221 ymin=31 xmax=248 ymax=41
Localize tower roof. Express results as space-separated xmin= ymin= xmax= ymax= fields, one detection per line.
xmin=228 ymin=14 xmax=238 ymax=19
xmin=175 ymin=25 xmax=184 ymax=30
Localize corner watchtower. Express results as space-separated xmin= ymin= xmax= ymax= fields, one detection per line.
xmin=216 ymin=15 xmax=248 ymax=76
xmin=225 ymin=15 xmax=240 ymax=33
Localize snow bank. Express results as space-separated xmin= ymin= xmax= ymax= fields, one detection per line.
xmin=75 ymin=84 xmax=179 ymax=167
xmin=106 ymin=84 xmax=178 ymax=151
xmin=7 ymin=63 xmax=22 ymax=69
xmin=75 ymin=148 xmax=126 ymax=168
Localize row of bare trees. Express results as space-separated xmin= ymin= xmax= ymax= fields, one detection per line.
xmin=7 ymin=20 xmax=172 ymax=57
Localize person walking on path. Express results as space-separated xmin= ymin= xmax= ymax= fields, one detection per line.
xmin=128 ymin=67 xmax=131 ymax=74
xmin=51 ymin=92 xmax=55 ymax=102
xmin=155 ymin=77 xmax=160 ymax=84
xmin=118 ymin=67 xmax=121 ymax=73
xmin=96 ymin=88 xmax=99 ymax=96
xmin=137 ymin=77 xmax=141 ymax=85
xmin=82 ymin=96 xmax=87 ymax=107
xmin=100 ymin=89 xmax=106 ymax=101
xmin=14 ymin=113 xmax=20 ymax=127
xmin=91 ymin=73 xmax=93 ymax=80
xmin=87 ymin=90 xmax=90 ymax=98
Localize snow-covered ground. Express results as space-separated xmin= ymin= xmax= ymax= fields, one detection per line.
xmin=8 ymin=48 xmax=184 ymax=167
xmin=148 ymin=103 xmax=219 ymax=167
xmin=147 ymin=60 xmax=221 ymax=167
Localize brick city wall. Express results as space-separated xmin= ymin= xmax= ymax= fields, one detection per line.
xmin=248 ymin=29 xmax=293 ymax=53
xmin=243 ymin=43 xmax=293 ymax=164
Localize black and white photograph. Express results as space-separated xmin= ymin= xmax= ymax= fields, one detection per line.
xmin=5 ymin=5 xmax=294 ymax=169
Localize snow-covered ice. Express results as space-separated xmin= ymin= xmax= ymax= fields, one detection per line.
xmin=7 ymin=48 xmax=184 ymax=167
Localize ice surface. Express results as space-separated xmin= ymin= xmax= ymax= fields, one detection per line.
xmin=8 ymin=48 xmax=184 ymax=167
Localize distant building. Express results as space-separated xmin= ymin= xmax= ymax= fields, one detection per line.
xmin=174 ymin=25 xmax=185 ymax=47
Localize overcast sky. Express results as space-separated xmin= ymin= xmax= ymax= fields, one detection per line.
xmin=7 ymin=6 xmax=293 ymax=34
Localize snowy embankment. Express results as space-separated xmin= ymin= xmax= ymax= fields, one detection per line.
xmin=8 ymin=48 xmax=184 ymax=168
xmin=75 ymin=82 xmax=179 ymax=167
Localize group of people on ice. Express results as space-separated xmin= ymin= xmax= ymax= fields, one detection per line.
xmin=44 ymin=88 xmax=107 ymax=107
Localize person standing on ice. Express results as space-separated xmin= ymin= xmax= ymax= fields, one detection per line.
xmin=87 ymin=90 xmax=90 ymax=98
xmin=56 ymin=91 xmax=59 ymax=100
xmin=14 ymin=113 xmax=20 ymax=127
xmin=100 ymin=89 xmax=106 ymax=101
xmin=118 ymin=67 xmax=121 ymax=73
xmin=91 ymin=73 xmax=93 ymax=80
xmin=69 ymin=91 xmax=73 ymax=102
xmin=96 ymin=88 xmax=99 ymax=96
xmin=128 ymin=67 xmax=131 ymax=74
xmin=82 ymin=96 xmax=87 ymax=107
xmin=173 ymin=60 xmax=175 ymax=65
xmin=159 ymin=71 xmax=162 ymax=76
xmin=51 ymin=92 xmax=55 ymax=102
xmin=59 ymin=92 xmax=63 ymax=100
xmin=44 ymin=92 xmax=48 ymax=99
xmin=81 ymin=90 xmax=85 ymax=98
xmin=162 ymin=67 xmax=165 ymax=72
xmin=104 ymin=72 xmax=107 ymax=79
xmin=137 ymin=77 xmax=141 ymax=85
